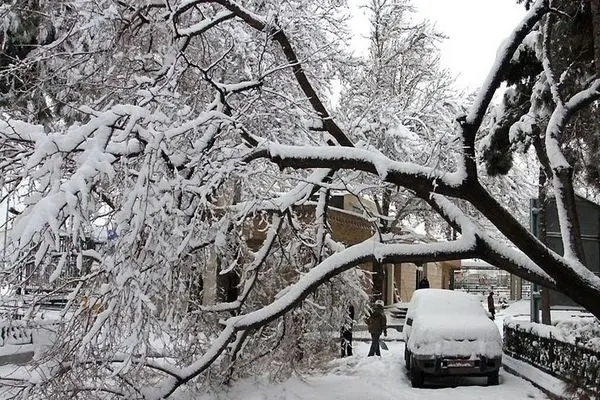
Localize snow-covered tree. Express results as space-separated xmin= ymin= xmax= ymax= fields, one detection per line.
xmin=335 ymin=0 xmax=462 ymax=297
xmin=338 ymin=0 xmax=460 ymax=220
xmin=482 ymin=0 xmax=600 ymax=323
xmin=1 ymin=0 xmax=600 ymax=398
xmin=488 ymin=0 xmax=600 ymax=194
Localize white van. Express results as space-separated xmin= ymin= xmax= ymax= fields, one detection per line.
xmin=403 ymin=289 xmax=502 ymax=387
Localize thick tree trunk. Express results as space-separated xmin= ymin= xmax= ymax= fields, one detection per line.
xmin=372 ymin=260 xmax=385 ymax=302
xmin=467 ymin=183 xmax=600 ymax=320
xmin=590 ymin=0 xmax=600 ymax=76
xmin=372 ymin=187 xmax=392 ymax=301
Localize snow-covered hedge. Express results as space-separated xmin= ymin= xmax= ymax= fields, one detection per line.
xmin=554 ymin=318 xmax=600 ymax=353
xmin=504 ymin=317 xmax=600 ymax=397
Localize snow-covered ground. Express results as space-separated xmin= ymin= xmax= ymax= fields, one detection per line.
xmin=3 ymin=297 xmax=592 ymax=399
xmin=192 ymin=341 xmax=549 ymax=400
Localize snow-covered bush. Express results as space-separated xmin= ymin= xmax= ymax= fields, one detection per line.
xmin=554 ymin=318 xmax=600 ymax=353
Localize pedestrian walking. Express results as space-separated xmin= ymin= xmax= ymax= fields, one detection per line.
xmin=340 ymin=305 xmax=355 ymax=357
xmin=366 ymin=300 xmax=387 ymax=357
xmin=488 ymin=291 xmax=496 ymax=320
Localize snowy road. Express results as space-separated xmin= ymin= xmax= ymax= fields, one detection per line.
xmin=197 ymin=341 xmax=550 ymax=400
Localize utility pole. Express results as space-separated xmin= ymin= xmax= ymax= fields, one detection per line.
xmin=538 ymin=171 xmax=551 ymax=325
xmin=529 ymin=198 xmax=541 ymax=323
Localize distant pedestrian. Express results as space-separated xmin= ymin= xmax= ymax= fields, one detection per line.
xmin=418 ymin=277 xmax=430 ymax=289
xmin=488 ymin=291 xmax=495 ymax=320
xmin=366 ymin=300 xmax=387 ymax=357
xmin=340 ymin=305 xmax=355 ymax=357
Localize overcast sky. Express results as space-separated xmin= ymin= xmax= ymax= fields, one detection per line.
xmin=349 ymin=0 xmax=526 ymax=90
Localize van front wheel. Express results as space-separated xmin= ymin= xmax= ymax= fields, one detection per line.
xmin=487 ymin=371 xmax=499 ymax=386
xmin=410 ymin=360 xmax=424 ymax=388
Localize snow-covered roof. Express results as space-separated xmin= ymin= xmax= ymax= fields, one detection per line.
xmin=460 ymin=258 xmax=497 ymax=269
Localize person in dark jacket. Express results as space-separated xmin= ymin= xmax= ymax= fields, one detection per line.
xmin=488 ymin=291 xmax=496 ymax=320
xmin=418 ymin=277 xmax=430 ymax=289
xmin=366 ymin=300 xmax=387 ymax=357
xmin=340 ymin=305 xmax=355 ymax=357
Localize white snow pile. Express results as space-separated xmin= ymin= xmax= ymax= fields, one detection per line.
xmin=504 ymin=317 xmax=566 ymax=341
xmin=554 ymin=317 xmax=600 ymax=352
xmin=497 ymin=299 xmax=532 ymax=317
xmin=505 ymin=316 xmax=600 ymax=351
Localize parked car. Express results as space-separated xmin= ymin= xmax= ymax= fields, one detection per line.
xmin=403 ymin=288 xmax=502 ymax=388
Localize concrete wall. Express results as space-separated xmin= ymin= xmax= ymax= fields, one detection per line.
xmin=427 ymin=262 xmax=443 ymax=289
xmin=394 ymin=261 xmax=460 ymax=303
xmin=398 ymin=263 xmax=417 ymax=303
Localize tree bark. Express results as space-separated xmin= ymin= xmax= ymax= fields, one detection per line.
xmin=590 ymin=0 xmax=600 ymax=76
xmin=372 ymin=259 xmax=384 ymax=302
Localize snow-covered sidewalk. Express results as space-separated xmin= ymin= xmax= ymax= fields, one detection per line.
xmin=193 ymin=341 xmax=550 ymax=400
xmin=502 ymin=354 xmax=568 ymax=399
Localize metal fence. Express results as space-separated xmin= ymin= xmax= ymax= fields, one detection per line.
xmin=504 ymin=323 xmax=600 ymax=396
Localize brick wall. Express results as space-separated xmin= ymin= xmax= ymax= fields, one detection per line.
xmin=325 ymin=208 xmax=375 ymax=245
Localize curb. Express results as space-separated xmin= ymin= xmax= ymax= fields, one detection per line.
xmin=502 ymin=354 xmax=567 ymax=399
xmin=0 ymin=351 xmax=34 ymax=366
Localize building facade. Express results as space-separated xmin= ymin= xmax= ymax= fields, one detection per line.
xmin=202 ymin=194 xmax=460 ymax=306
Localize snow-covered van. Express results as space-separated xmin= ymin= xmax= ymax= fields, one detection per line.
xmin=403 ymin=288 xmax=502 ymax=388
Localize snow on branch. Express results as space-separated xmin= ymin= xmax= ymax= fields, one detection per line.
xmin=544 ymin=79 xmax=600 ymax=262
xmin=564 ymin=78 xmax=600 ymax=115
xmin=545 ymin=79 xmax=600 ymax=172
xmin=478 ymin=237 xmax=556 ymax=287
xmin=201 ymin=214 xmax=283 ymax=313
xmin=541 ymin=13 xmax=563 ymax=107
xmin=175 ymin=10 xmax=235 ymax=37
xmin=0 ymin=118 xmax=46 ymax=142
xmin=199 ymin=0 xmax=354 ymax=148
xmin=247 ymin=142 xmax=467 ymax=196
xmin=230 ymin=168 xmax=333 ymax=215
xmin=426 ymin=194 xmax=555 ymax=286
xmin=466 ymin=0 xmax=548 ymax=129
xmin=459 ymin=178 xmax=600 ymax=295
